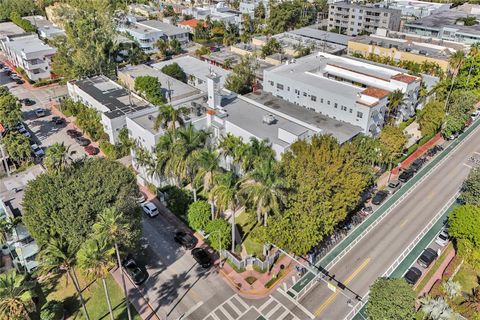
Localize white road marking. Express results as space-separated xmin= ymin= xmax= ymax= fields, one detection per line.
xmin=277 ymin=287 xmax=316 ymax=319
xmin=265 ymin=303 xmax=284 ymax=318
xmin=463 ymin=163 xmax=473 ymax=168
xmin=258 ymin=297 xmax=275 ymax=313
xmin=278 ymin=309 xmax=292 ymax=320
xmin=218 ymin=306 xmax=235 ymax=320
xmin=474 ymin=151 xmax=480 ymax=155
xmin=225 ymin=298 xmax=242 ymax=316
xmin=232 ymin=294 xmax=249 ymax=310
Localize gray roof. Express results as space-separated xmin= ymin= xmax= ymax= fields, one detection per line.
xmin=290 ymin=26 xmax=353 ymax=46
xmin=0 ymin=22 xmax=24 ymax=39
xmin=119 ymin=64 xmax=201 ymax=102
xmin=3 ymin=34 xmax=56 ymax=55
xmin=138 ymin=20 xmax=188 ymax=36
xmin=244 ymin=91 xmax=362 ymax=144
xmin=330 ymin=1 xmax=402 ymax=14
xmin=405 ymin=9 xmax=480 ymax=34
xmin=73 ymin=76 xmax=150 ymax=119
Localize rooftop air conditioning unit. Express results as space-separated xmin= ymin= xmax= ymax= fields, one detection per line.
xmin=262 ymin=114 xmax=276 ymax=125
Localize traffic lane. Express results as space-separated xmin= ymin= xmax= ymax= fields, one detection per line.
xmin=138 ymin=212 xmax=228 ymax=320
xmin=301 ymin=128 xmax=480 ymax=319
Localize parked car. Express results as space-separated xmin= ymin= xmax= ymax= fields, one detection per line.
xmin=410 ymin=158 xmax=425 ymax=172
xmin=174 ymin=231 xmax=198 ymax=249
xmin=372 ymin=190 xmax=388 ymax=205
xmin=398 ymin=169 xmax=414 ymax=183
xmin=135 ymin=192 xmax=147 ymax=204
xmin=447 ymin=132 xmax=459 ymax=140
xmin=404 ymin=267 xmax=422 ymax=285
xmin=51 ymin=116 xmax=63 ymax=125
xmin=31 ymin=144 xmax=44 ymax=157
xmin=192 ymin=248 xmax=211 ymax=268
xmin=435 ymin=229 xmax=449 ymax=247
xmin=471 ymin=111 xmax=480 ymax=121
xmin=417 ymin=248 xmax=438 ymax=268
xmin=141 ymin=202 xmax=159 ymax=217
xmin=122 ymin=258 xmax=148 ymax=285
xmin=66 ymin=129 xmax=82 ymax=138
xmin=34 ymin=108 xmax=46 ymax=118
xmin=15 ymin=79 xmax=24 ymax=85
xmin=387 ymin=180 xmax=401 ymax=194
xmin=10 ymin=73 xmax=19 ymax=80
xmin=20 ymin=98 xmax=35 ymax=106
xmin=84 ymin=145 xmax=99 ymax=156
xmin=18 ymin=126 xmax=31 ymax=138
xmin=75 ymin=137 xmax=90 ymax=146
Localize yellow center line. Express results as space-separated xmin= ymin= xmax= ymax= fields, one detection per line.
xmin=315 ymin=257 xmax=371 ymax=316
xmin=400 ymin=219 xmax=409 ymax=228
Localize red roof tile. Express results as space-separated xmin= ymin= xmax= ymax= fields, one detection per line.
xmin=178 ymin=19 xmax=201 ymax=28
xmin=361 ymin=87 xmax=390 ymax=99
xmin=391 ymin=74 xmax=418 ymax=84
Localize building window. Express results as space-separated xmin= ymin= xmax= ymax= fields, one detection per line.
xmin=321 ymin=98 xmax=324 ymax=103
xmin=287 ymin=86 xmax=290 ymax=91
xmin=334 ymin=102 xmax=338 ymax=108
xmin=303 ymin=92 xmax=307 ymax=97
xmin=357 ymin=111 xmax=363 ymax=118
xmin=269 ymin=81 xmax=274 ymax=86
xmin=341 ymin=105 xmax=347 ymax=111
xmin=311 ymin=95 xmax=317 ymax=101
xmin=327 ymin=100 xmax=331 ymax=105
xmin=277 ymin=83 xmax=284 ymax=90
xmin=295 ymin=89 xmax=300 ymax=95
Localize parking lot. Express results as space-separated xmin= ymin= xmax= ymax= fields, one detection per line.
xmin=0 ymin=63 xmax=87 ymax=161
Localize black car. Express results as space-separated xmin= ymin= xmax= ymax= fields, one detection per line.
xmin=174 ymin=231 xmax=198 ymax=249
xmin=192 ymin=248 xmax=211 ymax=268
xmin=122 ymin=258 xmax=148 ymax=285
xmin=404 ymin=267 xmax=422 ymax=285
xmin=417 ymin=248 xmax=438 ymax=268
xmin=16 ymin=79 xmax=24 ymax=85
xmin=51 ymin=116 xmax=64 ymax=125
xmin=66 ymin=129 xmax=82 ymax=138
xmin=372 ymin=190 xmax=388 ymax=205
xmin=75 ymin=136 xmax=90 ymax=146
xmin=410 ymin=158 xmax=425 ymax=172
xmin=21 ymin=98 xmax=35 ymax=106
xmin=398 ymin=169 xmax=414 ymax=183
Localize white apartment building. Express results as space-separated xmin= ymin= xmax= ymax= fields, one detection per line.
xmin=67 ymin=75 xmax=151 ymax=144
xmin=239 ymin=0 xmax=268 ymax=16
xmin=263 ymin=53 xmax=421 ymax=136
xmin=381 ymin=0 xmax=451 ymax=19
xmin=182 ymin=4 xmax=243 ymax=29
xmin=328 ymin=1 xmax=401 ymax=36
xmin=1 ymin=34 xmax=56 ymax=81
xmin=118 ymin=17 xmax=189 ymax=52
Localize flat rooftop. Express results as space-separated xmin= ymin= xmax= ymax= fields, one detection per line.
xmin=254 ymin=32 xmax=346 ymax=54
xmin=3 ymin=34 xmax=56 ymax=55
xmin=23 ymin=15 xmax=55 ymax=29
xmin=331 ymin=1 xmax=402 ymax=14
xmin=119 ymin=64 xmax=200 ymax=102
xmin=350 ymin=34 xmax=458 ymax=60
xmin=405 ymin=9 xmax=480 ymax=34
xmin=290 ymin=25 xmax=353 ymax=46
xmin=245 ymin=91 xmax=363 ymax=144
xmin=152 ymin=56 xmax=231 ymax=85
xmin=73 ymin=75 xmax=150 ymax=119
xmin=0 ymin=22 xmax=25 ymax=39
xmin=137 ymin=20 xmax=187 ymax=36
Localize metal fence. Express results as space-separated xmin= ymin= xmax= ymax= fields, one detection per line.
xmin=222 ymin=250 xmax=280 ymax=271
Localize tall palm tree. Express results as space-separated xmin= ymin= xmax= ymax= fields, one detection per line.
xmin=153 ymin=104 xmax=189 ymax=136
xmin=44 ymin=142 xmax=71 ymax=174
xmin=194 ymin=148 xmax=221 ymax=218
xmin=211 ymin=172 xmax=240 ymax=251
xmin=445 ymin=50 xmax=466 ymax=113
xmin=154 ymin=129 xmax=181 ymax=185
xmin=239 ymin=160 xmax=286 ymax=226
xmin=462 ymin=286 xmax=480 ymax=313
xmin=0 ymin=218 xmax=19 ymax=267
xmin=0 ymin=270 xmax=35 ymax=320
xmin=386 ymin=89 xmax=408 ymax=123
xmin=218 ymin=133 xmax=244 ymax=172
xmin=39 ymin=237 xmax=90 ymax=320
xmin=466 ymin=42 xmax=480 ymax=86
xmin=77 ymin=237 xmax=116 ymax=320
xmin=241 ymin=138 xmax=275 ymax=173
xmin=93 ymin=208 xmax=132 ymax=320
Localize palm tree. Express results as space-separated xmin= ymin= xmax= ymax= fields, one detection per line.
xmin=386 ymin=89 xmax=408 ymax=123
xmin=420 ymin=296 xmax=457 ymax=320
xmin=239 ymin=160 xmax=286 ymax=226
xmin=211 ymin=172 xmax=240 ymax=251
xmin=218 ymin=133 xmax=244 ymax=172
xmin=93 ymin=208 xmax=132 ymax=320
xmin=153 ymin=104 xmax=190 ymax=136
xmin=241 ymin=138 xmax=275 ymax=173
xmin=195 ymin=148 xmax=221 ymax=218
xmin=0 ymin=270 xmax=35 ymax=320
xmin=39 ymin=237 xmax=90 ymax=320
xmin=77 ymin=237 xmax=116 ymax=320
xmin=445 ymin=50 xmax=466 ymax=113
xmin=44 ymin=142 xmax=71 ymax=174
xmin=466 ymin=42 xmax=480 ymax=86
xmin=462 ymin=286 xmax=480 ymax=313
xmin=154 ymin=129 xmax=181 ymax=185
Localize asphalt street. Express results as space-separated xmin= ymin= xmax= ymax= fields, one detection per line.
xmin=295 ymin=122 xmax=480 ymax=320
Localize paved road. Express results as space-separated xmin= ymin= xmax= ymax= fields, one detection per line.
xmin=296 ymin=122 xmax=480 ymax=319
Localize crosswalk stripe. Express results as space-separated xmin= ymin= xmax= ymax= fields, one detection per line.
xmin=226 ymin=299 xmax=242 ymax=315
xmin=266 ymin=304 xmax=284 ymax=318
xmin=277 ymin=286 xmax=315 ymax=319
xmin=258 ymin=297 xmax=275 ymax=313
xmin=277 ymin=309 xmax=291 ymax=320
xmin=232 ymin=294 xmax=249 ymax=310
xmin=218 ymin=306 xmax=235 ymax=320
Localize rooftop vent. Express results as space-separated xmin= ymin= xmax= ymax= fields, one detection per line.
xmin=148 ymin=115 xmax=154 ymax=121
xmin=262 ymin=114 xmax=276 ymax=125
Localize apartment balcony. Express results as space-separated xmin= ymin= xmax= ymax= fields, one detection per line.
xmin=24 ymin=58 xmax=48 ymax=70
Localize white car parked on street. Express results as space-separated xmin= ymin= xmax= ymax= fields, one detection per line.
xmin=142 ymin=202 xmax=159 ymax=218
xmin=435 ymin=229 xmax=449 ymax=247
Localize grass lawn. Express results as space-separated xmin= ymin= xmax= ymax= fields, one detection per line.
xmin=47 ymin=272 xmax=142 ymax=320
xmin=236 ymin=211 xmax=264 ymax=257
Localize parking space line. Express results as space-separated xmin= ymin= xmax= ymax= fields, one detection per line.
xmin=463 ymin=163 xmax=473 ymax=168
xmin=474 ymin=151 xmax=480 ymax=155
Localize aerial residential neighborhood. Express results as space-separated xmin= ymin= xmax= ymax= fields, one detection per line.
xmin=0 ymin=0 xmax=479 ymax=320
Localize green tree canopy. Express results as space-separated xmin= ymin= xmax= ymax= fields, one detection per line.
xmin=261 ymin=38 xmax=282 ymax=58
xmin=417 ymin=100 xmax=445 ymax=137
xmin=225 ymin=56 xmax=256 ymax=94
xmin=260 ymin=135 xmax=372 ymax=255
xmin=0 ymin=0 xmax=38 ymax=22
xmin=161 ymin=63 xmax=187 ymax=83
xmin=367 ymin=278 xmax=416 ymax=320
xmin=205 ymin=218 xmax=231 ymax=251
xmin=448 ymin=204 xmax=480 ymax=269
xmin=22 ymin=158 xmax=141 ymax=249
xmin=134 ymin=75 xmax=165 ymax=105
xmin=187 ymin=200 xmax=211 ymax=231
xmin=378 ymin=125 xmax=407 ymax=164
xmin=266 ymin=0 xmax=317 ymax=34
xmin=461 ymin=167 xmax=480 ymax=206
xmin=3 ymin=132 xmax=31 ymax=164
xmin=0 ymin=93 xmax=21 ymax=129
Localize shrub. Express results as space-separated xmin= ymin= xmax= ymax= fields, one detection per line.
xmin=10 ymin=11 xmax=36 ymax=32
xmin=187 ymin=200 xmax=211 ymax=231
xmin=160 ymin=185 xmax=193 ymax=219
xmin=205 ymin=218 xmax=231 ymax=251
xmin=32 ymin=78 xmax=61 ymax=88
xmin=98 ymin=139 xmax=128 ymax=160
xmin=161 ymin=63 xmax=187 ymax=83
xmin=40 ymin=300 xmax=63 ymax=320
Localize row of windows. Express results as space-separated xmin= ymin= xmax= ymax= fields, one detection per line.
xmin=270 ymin=81 xmax=364 ymax=119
